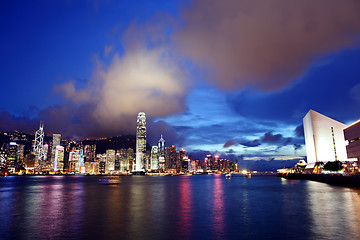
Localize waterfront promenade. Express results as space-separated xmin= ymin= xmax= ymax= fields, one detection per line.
xmin=277 ymin=172 xmax=360 ymax=188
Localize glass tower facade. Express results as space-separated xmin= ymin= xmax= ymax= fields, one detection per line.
xmin=136 ymin=112 xmax=146 ymax=172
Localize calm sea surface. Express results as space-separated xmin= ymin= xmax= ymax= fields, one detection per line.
xmin=1 ymin=175 xmax=360 ymax=240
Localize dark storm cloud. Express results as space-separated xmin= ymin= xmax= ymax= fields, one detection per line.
xmin=261 ymin=132 xmax=282 ymax=142
xmin=223 ymin=138 xmax=261 ymax=148
xmin=175 ymin=0 xmax=360 ymax=90
xmin=226 ymin=49 xmax=360 ymax=124
xmin=223 ymin=139 xmax=238 ymax=148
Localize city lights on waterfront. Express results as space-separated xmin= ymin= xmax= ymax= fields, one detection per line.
xmin=0 ymin=112 xmax=242 ymax=176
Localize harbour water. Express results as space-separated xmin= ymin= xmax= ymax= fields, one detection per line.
xmin=1 ymin=175 xmax=360 ymax=240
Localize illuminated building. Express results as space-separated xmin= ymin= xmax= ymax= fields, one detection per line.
xmin=115 ymin=153 xmax=120 ymax=171
xmin=33 ymin=121 xmax=45 ymax=171
xmin=85 ymin=161 xmax=99 ymax=174
xmin=165 ymin=145 xmax=177 ymax=170
xmin=151 ymin=146 xmax=159 ymax=170
xmin=106 ymin=149 xmax=116 ymax=173
xmin=6 ymin=142 xmax=18 ymax=173
xmin=24 ymin=153 xmax=36 ymax=173
xmin=159 ymin=156 xmax=165 ymax=171
xmin=54 ymin=145 xmax=64 ymax=172
xmin=84 ymin=144 xmax=96 ymax=162
xmin=0 ymin=150 xmax=6 ymax=169
xmin=303 ymin=109 xmax=355 ymax=169
xmin=158 ymin=135 xmax=165 ymax=157
xmin=17 ymin=144 xmax=25 ymax=167
xmin=135 ymin=112 xmax=146 ymax=172
xmin=344 ymin=119 xmax=360 ymax=160
xmin=51 ymin=134 xmax=61 ymax=170
xmin=117 ymin=148 xmax=134 ymax=172
xmin=69 ymin=150 xmax=81 ymax=172
xmin=181 ymin=156 xmax=190 ymax=173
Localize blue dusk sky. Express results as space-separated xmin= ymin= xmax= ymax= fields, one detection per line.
xmin=1 ymin=0 xmax=360 ymax=160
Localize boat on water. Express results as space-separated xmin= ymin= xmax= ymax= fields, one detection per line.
xmin=246 ymin=173 xmax=251 ymax=178
xmin=225 ymin=173 xmax=231 ymax=179
xmin=99 ymin=177 xmax=121 ymax=185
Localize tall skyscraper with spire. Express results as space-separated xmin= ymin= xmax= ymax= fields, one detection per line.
xmin=136 ymin=112 xmax=146 ymax=172
xmin=158 ymin=134 xmax=165 ymax=157
xmin=33 ymin=121 xmax=45 ymax=171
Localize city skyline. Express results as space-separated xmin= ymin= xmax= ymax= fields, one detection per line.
xmin=1 ymin=1 xmax=360 ymax=161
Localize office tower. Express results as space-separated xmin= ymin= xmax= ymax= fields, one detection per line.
xmin=54 ymin=145 xmax=64 ymax=172
xmin=69 ymin=149 xmax=81 ymax=173
xmin=51 ymin=134 xmax=61 ymax=170
xmin=115 ymin=152 xmax=120 ymax=171
xmin=0 ymin=150 xmax=6 ymax=169
xmin=84 ymin=144 xmax=96 ymax=162
xmin=158 ymin=135 xmax=165 ymax=157
xmin=159 ymin=157 xmax=165 ymax=171
xmin=136 ymin=112 xmax=146 ymax=172
xmin=181 ymin=156 xmax=190 ymax=173
xmin=17 ymin=144 xmax=25 ymax=167
xmin=6 ymin=142 xmax=18 ymax=173
xmin=151 ymin=146 xmax=159 ymax=171
xmin=303 ymin=109 xmax=356 ymax=169
xmin=33 ymin=121 xmax=45 ymax=170
xmin=165 ymin=145 xmax=177 ymax=170
xmin=106 ymin=149 xmax=116 ymax=172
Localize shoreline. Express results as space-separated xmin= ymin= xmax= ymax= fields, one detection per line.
xmin=277 ymin=172 xmax=360 ymax=188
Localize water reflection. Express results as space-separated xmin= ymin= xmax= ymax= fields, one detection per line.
xmin=212 ymin=175 xmax=225 ymax=239
xmin=307 ymin=181 xmax=360 ymax=239
xmin=177 ymin=176 xmax=193 ymax=239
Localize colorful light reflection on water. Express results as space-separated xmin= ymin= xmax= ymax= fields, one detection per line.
xmin=1 ymin=175 xmax=360 ymax=240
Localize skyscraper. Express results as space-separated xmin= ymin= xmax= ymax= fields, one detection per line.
xmin=158 ymin=135 xmax=165 ymax=157
xmin=54 ymin=145 xmax=64 ymax=172
xmin=33 ymin=121 xmax=45 ymax=171
xmin=136 ymin=112 xmax=146 ymax=172
xmin=151 ymin=146 xmax=159 ymax=171
xmin=106 ymin=149 xmax=116 ymax=173
xmin=51 ymin=134 xmax=61 ymax=171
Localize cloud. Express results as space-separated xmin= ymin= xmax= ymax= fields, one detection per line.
xmin=223 ymin=138 xmax=261 ymax=148
xmin=261 ymin=131 xmax=282 ymax=142
xmin=174 ymin=0 xmax=360 ymax=90
xmin=295 ymin=124 xmax=304 ymax=137
xmin=53 ymin=22 xmax=189 ymax=137
xmin=223 ymin=139 xmax=238 ymax=148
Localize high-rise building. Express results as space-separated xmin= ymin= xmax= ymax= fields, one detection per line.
xmin=158 ymin=135 xmax=165 ymax=157
xmin=6 ymin=142 xmax=18 ymax=173
xmin=136 ymin=112 xmax=146 ymax=172
xmin=303 ymin=109 xmax=356 ymax=169
xmin=84 ymin=144 xmax=96 ymax=162
xmin=106 ymin=149 xmax=116 ymax=173
xmin=69 ymin=149 xmax=81 ymax=173
xmin=51 ymin=134 xmax=61 ymax=170
xmin=54 ymin=145 xmax=64 ymax=172
xmin=151 ymin=146 xmax=159 ymax=171
xmin=165 ymin=145 xmax=177 ymax=170
xmin=33 ymin=122 xmax=45 ymax=171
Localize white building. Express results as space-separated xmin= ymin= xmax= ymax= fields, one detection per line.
xmin=303 ymin=109 xmax=355 ymax=168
